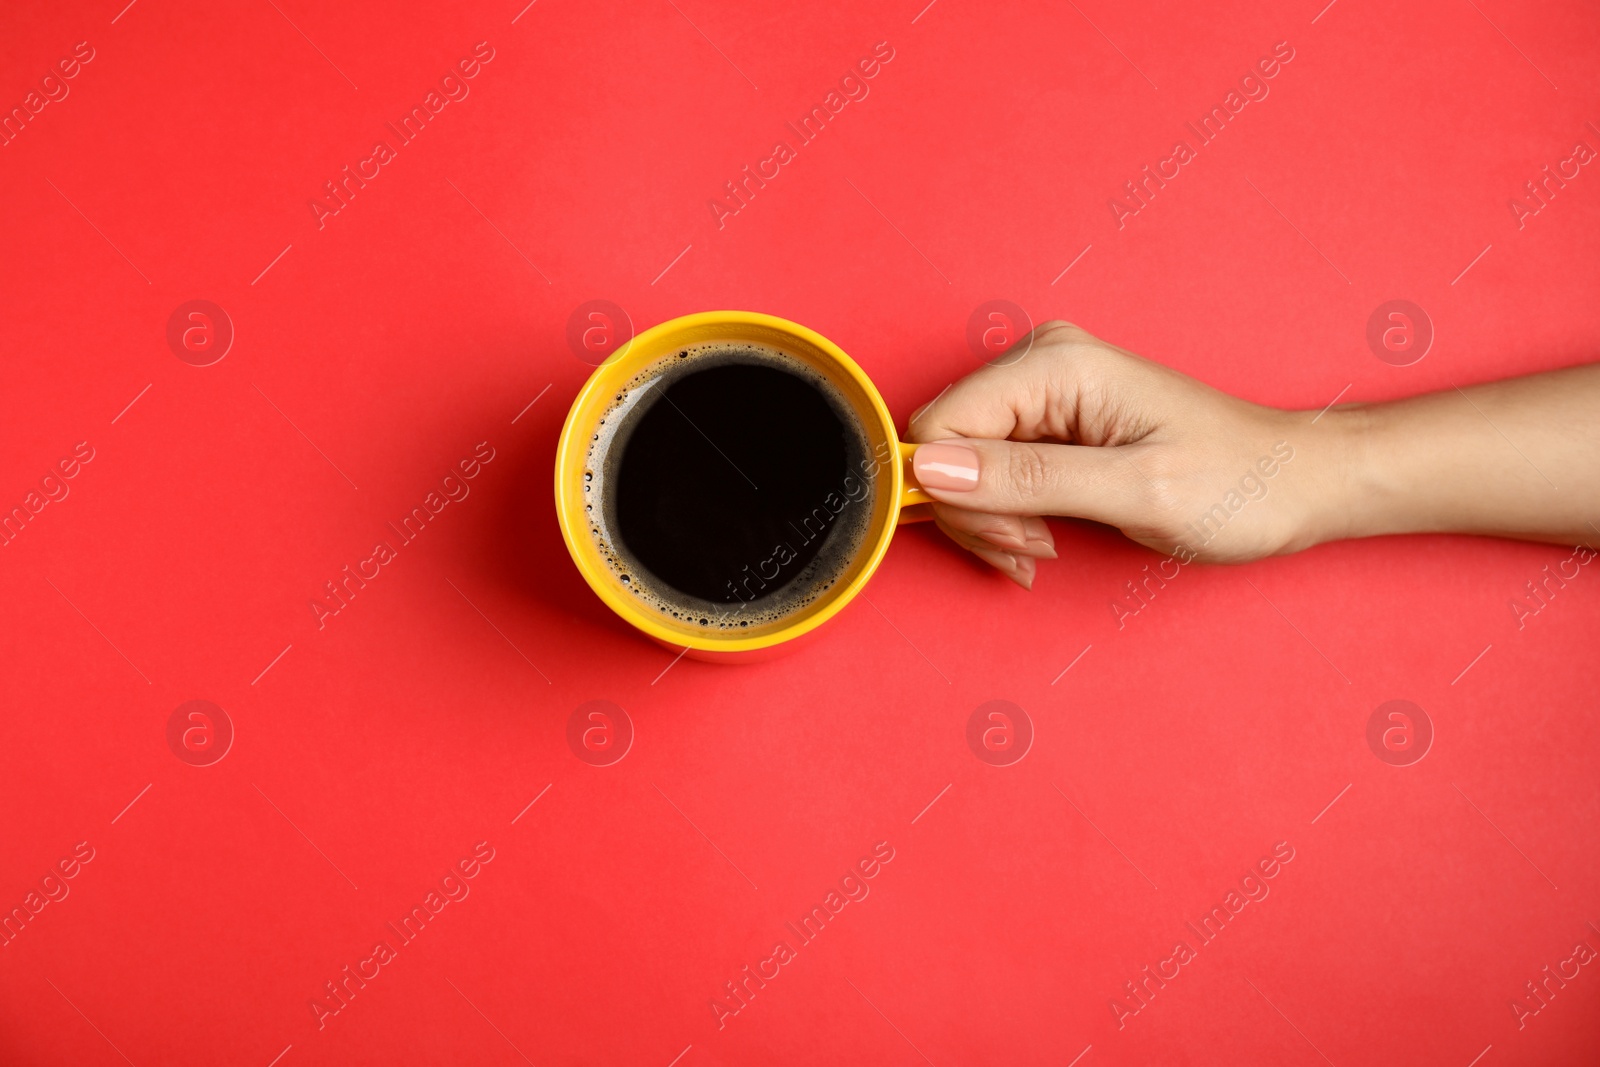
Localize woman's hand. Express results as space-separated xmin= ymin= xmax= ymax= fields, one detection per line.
xmin=906 ymin=321 xmax=1333 ymax=585
xmin=907 ymin=320 xmax=1599 ymax=587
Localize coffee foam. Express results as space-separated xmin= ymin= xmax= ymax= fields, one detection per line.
xmin=583 ymin=341 xmax=877 ymax=631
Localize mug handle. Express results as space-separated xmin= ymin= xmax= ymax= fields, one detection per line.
xmin=895 ymin=441 xmax=936 ymax=525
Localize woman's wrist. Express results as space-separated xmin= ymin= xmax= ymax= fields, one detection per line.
xmin=1276 ymin=403 xmax=1377 ymax=552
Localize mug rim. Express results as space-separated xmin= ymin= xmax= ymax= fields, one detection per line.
xmin=553 ymin=310 xmax=906 ymax=652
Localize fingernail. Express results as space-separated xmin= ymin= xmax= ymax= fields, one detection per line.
xmin=971 ymin=546 xmax=1034 ymax=589
xmin=979 ymin=528 xmax=1056 ymax=559
xmin=1021 ymin=517 xmax=1057 ymax=559
xmin=971 ymin=546 xmax=1018 ymax=574
xmin=978 ymin=528 xmax=1027 ymax=551
xmin=914 ymin=441 xmax=979 ymax=491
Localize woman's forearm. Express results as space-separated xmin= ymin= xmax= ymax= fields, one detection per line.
xmin=1310 ymin=364 xmax=1600 ymax=549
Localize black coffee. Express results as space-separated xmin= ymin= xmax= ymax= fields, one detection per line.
xmin=585 ymin=343 xmax=875 ymax=629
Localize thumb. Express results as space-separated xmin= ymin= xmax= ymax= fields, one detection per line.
xmin=910 ymin=437 xmax=1148 ymax=528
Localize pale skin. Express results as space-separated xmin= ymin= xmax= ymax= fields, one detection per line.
xmin=907 ymin=321 xmax=1600 ymax=588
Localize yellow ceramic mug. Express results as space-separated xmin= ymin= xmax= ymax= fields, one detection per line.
xmin=554 ymin=311 xmax=932 ymax=660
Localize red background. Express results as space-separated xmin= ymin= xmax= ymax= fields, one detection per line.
xmin=2 ymin=1 xmax=1598 ymax=1064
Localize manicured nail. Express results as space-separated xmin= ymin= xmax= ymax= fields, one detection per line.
xmin=971 ymin=546 xmax=1017 ymax=573
xmin=978 ymin=527 xmax=1056 ymax=559
xmin=914 ymin=441 xmax=979 ymax=491
xmin=1022 ymin=517 xmax=1057 ymax=559
xmin=971 ymin=547 xmax=1034 ymax=590
xmin=978 ymin=527 xmax=1027 ymax=551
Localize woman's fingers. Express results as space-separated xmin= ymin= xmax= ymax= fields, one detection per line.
xmin=931 ymin=504 xmax=1057 ymax=558
xmin=907 ymin=320 xmax=1165 ymax=448
xmin=933 ymin=512 xmax=1039 ymax=589
xmin=904 ymin=320 xmax=1182 ymax=574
